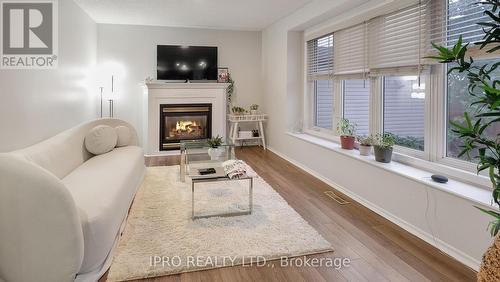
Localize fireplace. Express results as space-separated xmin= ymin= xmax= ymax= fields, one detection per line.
xmin=160 ymin=104 xmax=212 ymax=150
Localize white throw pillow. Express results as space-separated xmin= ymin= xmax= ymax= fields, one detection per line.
xmin=115 ymin=126 xmax=131 ymax=147
xmin=85 ymin=125 xmax=117 ymax=155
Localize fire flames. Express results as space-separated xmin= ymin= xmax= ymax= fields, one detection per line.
xmin=175 ymin=120 xmax=198 ymax=133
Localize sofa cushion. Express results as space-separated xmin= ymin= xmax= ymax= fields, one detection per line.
xmin=62 ymin=146 xmax=145 ymax=274
xmin=85 ymin=125 xmax=117 ymax=155
xmin=115 ymin=126 xmax=131 ymax=147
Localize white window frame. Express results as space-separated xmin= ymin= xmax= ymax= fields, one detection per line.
xmin=305 ymin=80 xmax=338 ymax=138
xmin=302 ymin=41 xmax=493 ymax=188
xmin=379 ymin=74 xmax=430 ymax=160
xmin=300 ymin=0 xmax=497 ymax=189
xmin=432 ymin=63 xmax=493 ymax=174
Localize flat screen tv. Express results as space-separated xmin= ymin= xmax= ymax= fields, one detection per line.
xmin=157 ymin=45 xmax=218 ymax=81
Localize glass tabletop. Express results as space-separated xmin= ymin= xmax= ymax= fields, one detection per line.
xmin=180 ymin=139 xmax=236 ymax=179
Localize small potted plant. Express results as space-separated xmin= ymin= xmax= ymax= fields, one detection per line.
xmin=357 ymin=135 xmax=373 ymax=156
xmin=207 ymin=135 xmax=224 ymax=160
xmin=336 ymin=118 xmax=357 ymax=150
xmin=373 ymin=133 xmax=395 ymax=163
xmin=231 ymin=106 xmax=246 ymax=115
xmin=249 ymin=104 xmax=259 ymax=115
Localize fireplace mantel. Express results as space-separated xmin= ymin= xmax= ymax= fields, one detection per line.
xmin=143 ymin=81 xmax=228 ymax=156
xmin=146 ymin=81 xmax=230 ymax=89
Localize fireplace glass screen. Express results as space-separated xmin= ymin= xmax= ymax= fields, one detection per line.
xmin=164 ymin=116 xmax=208 ymax=141
xmin=160 ymin=104 xmax=212 ymax=150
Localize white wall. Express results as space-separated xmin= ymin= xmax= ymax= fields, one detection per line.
xmin=97 ymin=24 xmax=262 ymax=143
xmin=262 ymin=0 xmax=493 ymax=270
xmin=0 ymin=0 xmax=97 ymax=152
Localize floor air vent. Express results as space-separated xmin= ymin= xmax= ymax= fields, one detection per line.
xmin=324 ymin=191 xmax=350 ymax=205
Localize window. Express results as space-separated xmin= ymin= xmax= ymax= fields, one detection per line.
xmin=314 ymin=80 xmax=334 ymax=129
xmin=446 ymin=0 xmax=492 ymax=46
xmin=301 ymin=0 xmax=497 ymax=186
xmin=307 ymin=34 xmax=333 ymax=78
xmin=307 ymin=34 xmax=334 ymax=130
xmin=446 ymin=59 xmax=500 ymax=159
xmin=343 ymin=80 xmax=370 ymax=135
xmin=383 ymin=76 xmax=425 ymax=151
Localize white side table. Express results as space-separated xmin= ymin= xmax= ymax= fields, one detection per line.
xmin=228 ymin=114 xmax=267 ymax=150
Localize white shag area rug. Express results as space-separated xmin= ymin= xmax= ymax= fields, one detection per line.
xmin=107 ymin=166 xmax=332 ymax=281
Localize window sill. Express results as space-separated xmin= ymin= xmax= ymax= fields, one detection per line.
xmin=287 ymin=132 xmax=493 ymax=209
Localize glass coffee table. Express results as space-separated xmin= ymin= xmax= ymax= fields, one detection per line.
xmin=180 ymin=140 xmax=253 ymax=220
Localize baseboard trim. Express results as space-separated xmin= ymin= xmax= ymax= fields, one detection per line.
xmin=267 ymin=146 xmax=481 ymax=271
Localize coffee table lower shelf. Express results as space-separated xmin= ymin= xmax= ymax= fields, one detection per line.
xmin=191 ymin=177 xmax=253 ymax=220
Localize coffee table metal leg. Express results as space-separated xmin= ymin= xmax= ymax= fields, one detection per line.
xmin=180 ymin=151 xmax=186 ymax=182
xmin=191 ymin=181 xmax=195 ymax=219
xmin=249 ymin=177 xmax=253 ymax=214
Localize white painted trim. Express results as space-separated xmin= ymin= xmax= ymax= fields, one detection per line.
xmin=286 ymin=132 xmax=492 ymax=208
xmin=267 ymin=144 xmax=482 ymax=271
xmin=143 ymin=85 xmax=227 ymax=155
xmin=145 ymin=82 xmax=229 ymax=89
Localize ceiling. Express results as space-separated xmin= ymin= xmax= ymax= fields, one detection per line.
xmin=75 ymin=0 xmax=314 ymax=30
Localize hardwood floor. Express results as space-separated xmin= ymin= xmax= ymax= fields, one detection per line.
xmin=106 ymin=147 xmax=477 ymax=282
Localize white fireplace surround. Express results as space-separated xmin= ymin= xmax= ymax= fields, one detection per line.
xmin=144 ymin=82 xmax=229 ymax=156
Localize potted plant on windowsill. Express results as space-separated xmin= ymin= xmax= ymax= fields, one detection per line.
xmin=337 ymin=118 xmax=357 ymax=150
xmin=373 ymin=133 xmax=395 ymax=163
xmin=207 ymin=135 xmax=224 ymax=160
xmin=357 ymin=135 xmax=374 ymax=156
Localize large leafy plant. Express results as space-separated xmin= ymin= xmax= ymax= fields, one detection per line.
xmin=427 ymin=0 xmax=500 ymax=236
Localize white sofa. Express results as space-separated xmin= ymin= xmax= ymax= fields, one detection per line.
xmin=0 ymin=119 xmax=146 ymax=282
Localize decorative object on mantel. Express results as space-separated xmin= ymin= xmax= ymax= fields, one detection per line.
xmin=357 ymin=135 xmax=373 ymax=156
xmin=250 ymin=104 xmax=259 ymax=115
xmin=228 ymin=113 xmax=267 ymax=150
xmin=337 ymin=118 xmax=357 ymax=150
xmin=217 ymin=67 xmax=229 ymax=83
xmin=207 ymin=135 xmax=224 ymax=160
xmin=373 ymin=133 xmax=395 ymax=163
xmin=427 ymin=1 xmax=500 ymax=277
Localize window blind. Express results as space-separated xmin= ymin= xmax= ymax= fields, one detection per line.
xmin=368 ymin=3 xmax=428 ymax=71
xmin=307 ymin=33 xmax=334 ymax=80
xmin=333 ymin=23 xmax=368 ymax=78
xmin=428 ymin=0 xmax=493 ymax=50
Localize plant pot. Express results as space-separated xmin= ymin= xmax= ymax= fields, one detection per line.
xmin=208 ymin=147 xmax=224 ymax=160
xmin=359 ymin=145 xmax=372 ymax=156
xmin=374 ymin=146 xmax=393 ymax=163
xmin=250 ymin=110 xmax=258 ymax=115
xmin=478 ymin=235 xmax=500 ymax=282
xmin=340 ymin=136 xmax=355 ymax=150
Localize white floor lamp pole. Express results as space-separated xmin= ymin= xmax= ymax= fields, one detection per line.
xmin=108 ymin=99 xmax=114 ymax=118
xmin=99 ymin=87 xmax=104 ymax=118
